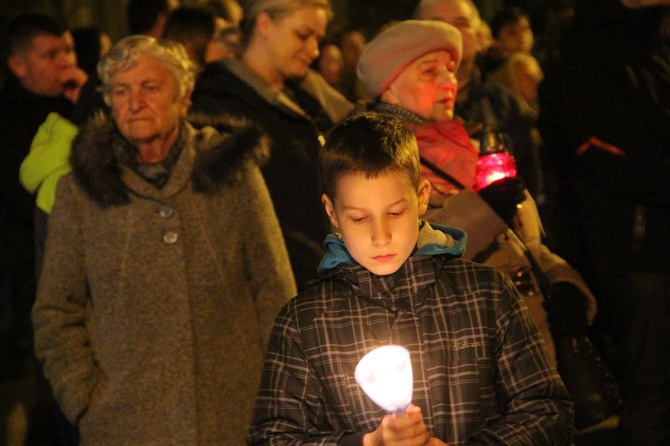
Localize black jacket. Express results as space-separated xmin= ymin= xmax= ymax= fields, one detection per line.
xmin=191 ymin=59 xmax=334 ymax=288
xmin=0 ymin=74 xmax=74 ymax=358
xmin=539 ymin=0 xmax=670 ymax=281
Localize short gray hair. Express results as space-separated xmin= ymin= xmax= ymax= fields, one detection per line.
xmin=98 ymin=35 xmax=196 ymax=105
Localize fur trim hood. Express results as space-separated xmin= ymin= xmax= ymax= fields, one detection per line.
xmin=70 ymin=113 xmax=269 ymax=207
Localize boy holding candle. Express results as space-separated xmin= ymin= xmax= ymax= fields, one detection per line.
xmin=248 ymin=112 xmax=574 ymax=446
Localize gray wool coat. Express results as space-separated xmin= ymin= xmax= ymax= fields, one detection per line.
xmin=32 ymin=115 xmax=297 ymax=445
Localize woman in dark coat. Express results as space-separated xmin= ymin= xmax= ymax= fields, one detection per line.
xmin=191 ymin=0 xmax=354 ymax=289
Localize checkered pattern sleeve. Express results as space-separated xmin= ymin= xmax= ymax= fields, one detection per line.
xmin=248 ymin=258 xmax=575 ymax=445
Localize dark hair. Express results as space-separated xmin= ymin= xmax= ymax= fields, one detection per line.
xmin=490 ymin=6 xmax=530 ymax=39
xmin=6 ymin=13 xmax=67 ymax=56
xmin=127 ymin=0 xmax=172 ymax=35
xmin=164 ymin=6 xmax=216 ymax=67
xmin=71 ymin=26 xmax=103 ymax=76
xmin=205 ymin=0 xmax=241 ymax=22
xmin=320 ymin=112 xmax=420 ymax=199
xmin=336 ymin=26 xmax=367 ymax=48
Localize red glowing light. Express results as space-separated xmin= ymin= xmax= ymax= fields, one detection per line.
xmin=474 ymin=128 xmax=517 ymax=191
xmin=475 ymin=152 xmax=517 ymax=190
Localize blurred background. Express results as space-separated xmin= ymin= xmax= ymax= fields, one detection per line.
xmin=0 ymin=0 xmax=571 ymax=85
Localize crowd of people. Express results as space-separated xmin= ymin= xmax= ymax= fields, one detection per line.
xmin=0 ymin=0 xmax=668 ymax=445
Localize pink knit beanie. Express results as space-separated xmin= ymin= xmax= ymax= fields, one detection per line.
xmin=357 ymin=20 xmax=463 ymax=97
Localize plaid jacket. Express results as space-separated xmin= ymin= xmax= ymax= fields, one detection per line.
xmin=249 ymin=225 xmax=574 ymax=446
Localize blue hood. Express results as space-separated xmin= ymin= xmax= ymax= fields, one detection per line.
xmin=317 ymin=221 xmax=467 ymax=276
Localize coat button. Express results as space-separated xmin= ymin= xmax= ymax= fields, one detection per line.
xmin=163 ymin=231 xmax=179 ymax=244
xmin=159 ymin=207 xmax=174 ymax=218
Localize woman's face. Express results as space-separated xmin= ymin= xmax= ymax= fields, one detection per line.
xmin=381 ymin=50 xmax=458 ymax=122
xmin=108 ymin=53 xmax=189 ymax=156
xmin=260 ymin=6 xmax=329 ymax=82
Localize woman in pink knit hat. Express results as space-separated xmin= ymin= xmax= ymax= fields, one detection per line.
xmin=357 ymin=19 xmax=598 ymax=383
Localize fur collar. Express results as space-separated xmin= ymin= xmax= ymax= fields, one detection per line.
xmin=71 ymin=113 xmax=269 ymax=207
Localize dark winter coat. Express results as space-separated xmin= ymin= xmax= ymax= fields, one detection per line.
xmin=539 ymin=1 xmax=670 ymax=283
xmin=0 ymin=74 xmax=74 ymax=360
xmin=250 ymin=222 xmax=574 ymax=445
xmin=192 ymin=58 xmax=354 ymax=288
xmin=32 ymin=114 xmax=297 ymax=445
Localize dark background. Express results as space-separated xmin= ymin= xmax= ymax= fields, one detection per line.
xmin=0 ymin=0 xmax=572 ymax=85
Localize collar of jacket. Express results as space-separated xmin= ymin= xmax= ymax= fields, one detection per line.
xmin=70 ymin=113 xmax=269 ymax=207
xmin=317 ymin=221 xmax=466 ymax=276
xmin=373 ymin=102 xmax=426 ymax=125
xmin=308 ymin=222 xmax=466 ymax=308
xmin=223 ymin=57 xmax=353 ymax=124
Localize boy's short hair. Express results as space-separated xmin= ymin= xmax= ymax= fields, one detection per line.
xmin=321 ymin=112 xmax=420 ymax=199
xmin=6 ymin=13 xmax=67 ymax=56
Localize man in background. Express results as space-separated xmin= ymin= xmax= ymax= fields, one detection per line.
xmin=0 ymin=12 xmax=87 ymax=445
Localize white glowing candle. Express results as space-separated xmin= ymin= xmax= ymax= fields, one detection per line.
xmin=355 ymin=345 xmax=413 ymax=413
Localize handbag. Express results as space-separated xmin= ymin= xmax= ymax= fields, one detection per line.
xmin=553 ymin=334 xmax=623 ymax=430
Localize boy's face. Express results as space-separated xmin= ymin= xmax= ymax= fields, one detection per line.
xmin=322 ymin=170 xmax=431 ymax=276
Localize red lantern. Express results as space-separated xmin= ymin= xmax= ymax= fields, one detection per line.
xmin=474 ymin=128 xmax=517 ymax=191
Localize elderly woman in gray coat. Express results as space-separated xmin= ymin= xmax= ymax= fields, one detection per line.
xmin=32 ymin=35 xmax=297 ymax=445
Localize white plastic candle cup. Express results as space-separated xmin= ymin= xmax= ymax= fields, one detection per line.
xmin=354 ymin=345 xmax=413 ymax=413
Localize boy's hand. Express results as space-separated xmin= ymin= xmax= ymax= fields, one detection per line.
xmin=364 ymin=404 xmax=442 ymax=446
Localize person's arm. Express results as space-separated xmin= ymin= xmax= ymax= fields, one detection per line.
xmin=511 ymin=191 xmax=598 ymax=327
xmin=241 ymin=158 xmax=297 ymax=345
xmin=31 ymin=176 xmax=99 ymax=425
xmin=248 ymin=302 xmax=352 ymax=445
xmin=19 ymin=112 xmax=77 ymax=214
xmin=424 ymin=189 xmax=507 ymax=261
xmin=475 ymin=275 xmax=575 ymax=445
xmin=574 ymin=137 xmax=670 ymax=209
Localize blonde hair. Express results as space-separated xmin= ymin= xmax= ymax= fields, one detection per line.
xmin=489 ymin=51 xmax=543 ymax=113
xmin=239 ymin=0 xmax=332 ymax=45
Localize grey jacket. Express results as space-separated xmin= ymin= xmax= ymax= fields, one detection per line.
xmin=32 ymin=115 xmax=297 ymax=445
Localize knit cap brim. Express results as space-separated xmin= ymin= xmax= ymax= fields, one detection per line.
xmin=357 ymin=20 xmax=463 ymax=98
